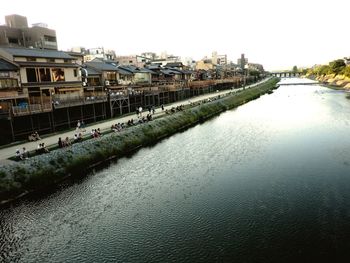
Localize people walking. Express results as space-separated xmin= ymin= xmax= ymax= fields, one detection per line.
xmin=76 ymin=120 xmax=81 ymax=131
xmin=138 ymin=106 xmax=143 ymax=117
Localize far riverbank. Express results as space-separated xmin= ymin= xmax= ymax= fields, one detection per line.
xmin=307 ymin=74 xmax=350 ymax=90
xmin=0 ymin=78 xmax=279 ymax=205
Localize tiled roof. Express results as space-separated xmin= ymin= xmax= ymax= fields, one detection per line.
xmin=116 ymin=68 xmax=133 ymax=75
xmin=84 ymin=66 xmax=101 ymax=75
xmin=0 ymin=47 xmax=74 ymax=59
xmin=0 ymin=58 xmax=18 ymax=71
xmin=84 ymin=61 xmax=118 ymax=71
xmin=118 ymin=65 xmax=154 ymax=74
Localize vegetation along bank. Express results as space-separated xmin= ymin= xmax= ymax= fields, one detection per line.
xmin=305 ymin=59 xmax=350 ymax=89
xmin=0 ymin=77 xmax=280 ymax=204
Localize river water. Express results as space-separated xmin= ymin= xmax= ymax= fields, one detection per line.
xmin=1 ymin=78 xmax=350 ymax=262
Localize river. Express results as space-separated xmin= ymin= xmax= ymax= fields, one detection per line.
xmin=1 ymin=78 xmax=350 ymax=262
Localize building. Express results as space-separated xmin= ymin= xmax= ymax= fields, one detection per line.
xmin=0 ymin=57 xmax=21 ymax=125
xmin=83 ymin=47 xmax=116 ymax=62
xmin=0 ymin=46 xmax=87 ymax=142
xmin=247 ymin=63 xmax=264 ymax=72
xmin=237 ymin=53 xmax=248 ymax=70
xmin=195 ymin=58 xmax=215 ymax=71
xmin=115 ymin=55 xmax=152 ymax=68
xmin=212 ymin=51 xmax=227 ymax=65
xmin=0 ymin=14 xmax=57 ymax=50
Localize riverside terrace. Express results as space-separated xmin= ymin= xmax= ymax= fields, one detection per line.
xmin=0 ymin=77 xmax=273 ymax=163
xmin=0 ymin=47 xmax=263 ymax=145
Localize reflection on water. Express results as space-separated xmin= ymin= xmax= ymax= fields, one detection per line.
xmin=1 ymin=80 xmax=350 ymax=262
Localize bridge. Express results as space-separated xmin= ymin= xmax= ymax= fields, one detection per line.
xmin=270 ymin=72 xmax=302 ymax=78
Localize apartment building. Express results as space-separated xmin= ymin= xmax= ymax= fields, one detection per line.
xmin=0 ymin=14 xmax=58 ymax=50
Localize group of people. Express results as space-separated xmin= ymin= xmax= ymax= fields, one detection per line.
xmin=147 ymin=106 xmax=156 ymax=115
xmin=73 ymin=133 xmax=83 ymax=142
xmin=58 ymin=137 xmax=72 ymax=148
xmin=36 ymin=143 xmax=49 ymax=154
xmin=136 ymin=105 xmax=159 ymax=118
xmin=28 ymin=131 xmax=41 ymax=141
xmin=16 ymin=104 xmax=172 ymax=161
xmin=76 ymin=120 xmax=86 ymax=132
xmin=165 ymin=104 xmax=185 ymax=114
xmin=91 ymin=128 xmax=102 ymax=138
xmin=111 ymin=123 xmax=125 ymax=132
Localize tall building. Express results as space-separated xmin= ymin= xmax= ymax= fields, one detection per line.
xmin=0 ymin=14 xmax=57 ymax=50
xmin=237 ymin=53 xmax=248 ymax=70
xmin=212 ymin=51 xmax=227 ymax=65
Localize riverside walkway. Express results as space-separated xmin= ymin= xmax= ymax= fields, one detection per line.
xmin=0 ymin=78 xmax=271 ymax=162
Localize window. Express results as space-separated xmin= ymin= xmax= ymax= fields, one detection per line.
xmin=8 ymin=38 xmax=19 ymax=44
xmin=47 ymin=58 xmax=55 ymax=62
xmin=39 ymin=68 xmax=51 ymax=82
xmin=52 ymin=68 xmax=65 ymax=82
xmin=106 ymin=72 xmax=116 ymax=81
xmin=27 ymin=58 xmax=37 ymax=62
xmin=26 ymin=68 xmax=38 ymax=82
xmin=44 ymin=35 xmax=56 ymax=42
xmin=74 ymin=69 xmax=78 ymax=77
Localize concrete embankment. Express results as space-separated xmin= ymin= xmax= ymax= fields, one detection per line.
xmin=0 ymin=78 xmax=279 ymax=204
xmin=310 ymin=74 xmax=350 ymax=89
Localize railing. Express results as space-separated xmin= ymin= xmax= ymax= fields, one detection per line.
xmin=0 ymin=90 xmax=27 ymax=99
xmin=12 ymin=102 xmax=52 ymax=116
xmin=0 ymin=109 xmax=10 ymax=119
xmin=52 ymin=93 xmax=108 ymax=108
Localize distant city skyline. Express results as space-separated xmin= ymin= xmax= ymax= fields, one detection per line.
xmin=0 ymin=0 xmax=348 ymax=71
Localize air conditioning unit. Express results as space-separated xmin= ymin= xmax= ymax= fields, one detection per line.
xmin=105 ymin=80 xmax=110 ymax=86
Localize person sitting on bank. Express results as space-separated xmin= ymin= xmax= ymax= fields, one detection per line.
xmin=41 ymin=142 xmax=49 ymax=153
xmin=21 ymin=147 xmax=29 ymax=160
xmin=28 ymin=131 xmax=41 ymax=141
xmin=36 ymin=143 xmax=43 ymax=154
xmin=15 ymin=149 xmax=21 ymax=160
xmin=64 ymin=137 xmax=71 ymax=146
xmin=58 ymin=137 xmax=63 ymax=148
xmin=111 ymin=124 xmax=118 ymax=132
xmin=96 ymin=128 xmax=102 ymax=137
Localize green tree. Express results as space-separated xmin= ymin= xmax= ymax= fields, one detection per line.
xmin=292 ymin=65 xmax=298 ymax=73
xmin=329 ymin=59 xmax=346 ymax=75
xmin=343 ymin=65 xmax=350 ymax=78
xmin=318 ymin=65 xmax=331 ymax=76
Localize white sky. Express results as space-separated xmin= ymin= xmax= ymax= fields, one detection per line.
xmin=0 ymin=0 xmax=349 ymax=70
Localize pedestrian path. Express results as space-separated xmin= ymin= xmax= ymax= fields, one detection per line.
xmin=0 ymin=78 xmax=270 ymax=161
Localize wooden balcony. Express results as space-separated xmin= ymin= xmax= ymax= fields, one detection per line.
xmin=12 ymin=103 xmax=52 ymax=116
xmin=0 ymin=90 xmax=28 ymax=100
xmin=52 ymin=92 xmax=108 ymax=108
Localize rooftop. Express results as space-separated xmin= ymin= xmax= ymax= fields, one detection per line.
xmin=0 ymin=47 xmax=73 ymax=59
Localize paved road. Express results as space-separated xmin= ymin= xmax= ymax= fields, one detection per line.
xmin=0 ymin=78 xmax=270 ymax=161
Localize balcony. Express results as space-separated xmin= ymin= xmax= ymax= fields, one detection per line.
xmin=43 ymin=41 xmax=58 ymax=50
xmin=0 ymin=90 xmax=28 ymax=100
xmin=12 ymin=103 xmax=52 ymax=116
xmin=52 ymin=92 xmax=108 ymax=108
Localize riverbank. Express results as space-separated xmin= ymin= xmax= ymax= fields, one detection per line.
xmin=0 ymin=78 xmax=279 ymax=204
xmin=308 ymin=74 xmax=350 ymax=90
